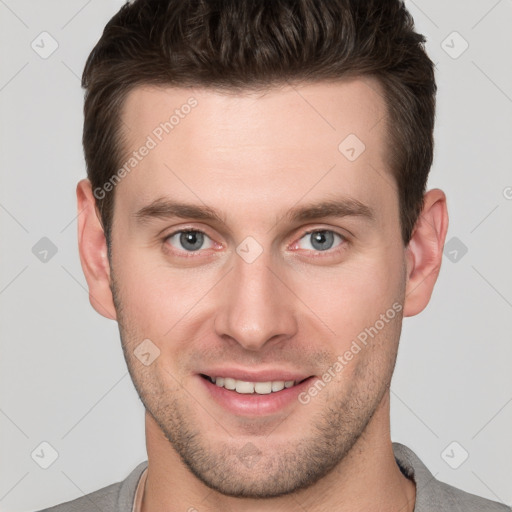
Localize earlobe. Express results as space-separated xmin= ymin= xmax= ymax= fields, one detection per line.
xmin=76 ymin=179 xmax=117 ymax=320
xmin=403 ymin=188 xmax=449 ymax=317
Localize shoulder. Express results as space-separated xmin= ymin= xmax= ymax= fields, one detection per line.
xmin=32 ymin=461 xmax=148 ymax=512
xmin=393 ymin=443 xmax=511 ymax=512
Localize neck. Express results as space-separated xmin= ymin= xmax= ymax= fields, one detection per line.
xmin=141 ymin=393 xmax=415 ymax=512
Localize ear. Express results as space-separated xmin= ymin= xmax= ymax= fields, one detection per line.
xmin=403 ymin=188 xmax=449 ymax=317
xmin=76 ymin=179 xmax=117 ymax=320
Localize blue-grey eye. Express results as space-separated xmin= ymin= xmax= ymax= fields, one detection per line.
xmin=297 ymin=230 xmax=343 ymax=251
xmin=167 ymin=230 xmax=213 ymax=252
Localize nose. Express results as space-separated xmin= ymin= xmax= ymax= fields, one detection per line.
xmin=214 ymin=249 xmax=298 ymax=351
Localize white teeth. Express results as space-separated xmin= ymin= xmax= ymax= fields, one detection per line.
xmin=235 ymin=380 xmax=254 ymax=394
xmin=254 ymin=382 xmax=272 ymax=394
xmin=209 ymin=376 xmax=299 ymax=394
xmin=271 ymin=381 xmax=286 ymax=392
xmin=272 ymin=380 xmax=284 ymax=391
xmin=223 ymin=377 xmax=236 ymax=390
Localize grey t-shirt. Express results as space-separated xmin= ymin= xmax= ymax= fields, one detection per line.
xmin=35 ymin=443 xmax=510 ymax=511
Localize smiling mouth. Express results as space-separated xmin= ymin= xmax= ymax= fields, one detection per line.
xmin=200 ymin=374 xmax=311 ymax=395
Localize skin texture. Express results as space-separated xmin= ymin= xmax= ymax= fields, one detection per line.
xmin=77 ymin=78 xmax=448 ymax=512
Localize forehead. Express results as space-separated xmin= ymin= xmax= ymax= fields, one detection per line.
xmin=120 ymin=78 xmax=387 ymax=152
xmin=116 ymin=78 xmax=395 ymax=226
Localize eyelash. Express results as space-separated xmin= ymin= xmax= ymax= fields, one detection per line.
xmin=162 ymin=228 xmax=348 ymax=258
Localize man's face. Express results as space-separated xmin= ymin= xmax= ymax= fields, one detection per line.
xmin=109 ymin=79 xmax=408 ymax=498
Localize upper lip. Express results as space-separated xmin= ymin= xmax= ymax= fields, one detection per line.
xmin=199 ymin=368 xmax=313 ymax=383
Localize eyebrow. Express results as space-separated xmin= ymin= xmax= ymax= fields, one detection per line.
xmin=284 ymin=197 xmax=375 ymax=224
xmin=134 ymin=198 xmax=226 ymax=225
xmin=133 ymin=196 xmax=376 ymax=227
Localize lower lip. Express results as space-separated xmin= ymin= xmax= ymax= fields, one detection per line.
xmin=198 ymin=375 xmax=317 ymax=416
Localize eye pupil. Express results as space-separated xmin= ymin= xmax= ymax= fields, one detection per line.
xmin=311 ymin=230 xmax=334 ymax=251
xmin=180 ymin=231 xmax=204 ymax=251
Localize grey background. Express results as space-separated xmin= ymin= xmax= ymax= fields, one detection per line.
xmin=1 ymin=1 xmax=511 ymax=511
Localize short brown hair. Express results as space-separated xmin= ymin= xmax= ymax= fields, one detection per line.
xmin=82 ymin=0 xmax=436 ymax=245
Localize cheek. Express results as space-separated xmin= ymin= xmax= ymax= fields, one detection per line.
xmin=113 ymin=253 xmax=218 ymax=340
xmin=292 ymin=251 xmax=403 ymax=341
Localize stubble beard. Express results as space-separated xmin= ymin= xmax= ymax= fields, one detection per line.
xmin=109 ymin=268 xmax=403 ymax=499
